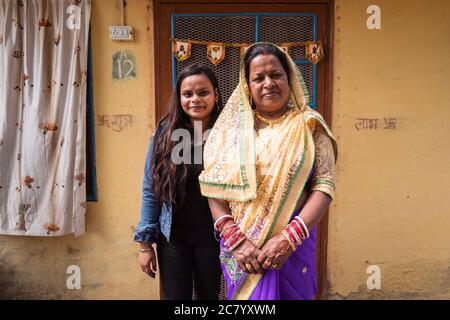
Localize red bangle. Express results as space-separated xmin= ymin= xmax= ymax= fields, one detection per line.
xmin=223 ymin=225 xmax=239 ymax=242
xmin=224 ymin=227 xmax=246 ymax=251
xmin=224 ymin=226 xmax=240 ymax=245
xmin=220 ymin=223 xmax=237 ymax=238
xmin=290 ymin=220 xmax=302 ymax=238
xmin=285 ymin=227 xmax=296 ymax=243
xmin=294 ymin=216 xmax=309 ymax=239
xmin=290 ymin=219 xmax=305 ymax=240
xmin=283 ymin=225 xmax=301 ymax=249
xmin=228 ymin=233 xmax=245 ymax=251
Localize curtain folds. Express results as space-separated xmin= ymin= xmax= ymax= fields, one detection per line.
xmin=0 ymin=0 xmax=91 ymax=236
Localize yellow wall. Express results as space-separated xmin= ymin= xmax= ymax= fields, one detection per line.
xmin=1 ymin=0 xmax=449 ymax=300
xmin=0 ymin=0 xmax=159 ymax=299
xmin=328 ymin=0 xmax=450 ymax=299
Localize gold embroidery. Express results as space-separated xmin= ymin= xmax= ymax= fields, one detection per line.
xmin=311 ymin=126 xmax=336 ymax=198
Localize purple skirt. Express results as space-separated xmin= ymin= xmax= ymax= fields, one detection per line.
xmin=221 ymin=214 xmax=317 ymax=300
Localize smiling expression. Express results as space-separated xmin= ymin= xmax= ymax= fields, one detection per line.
xmin=180 ymin=74 xmax=217 ymax=124
xmin=248 ymin=54 xmax=290 ymax=117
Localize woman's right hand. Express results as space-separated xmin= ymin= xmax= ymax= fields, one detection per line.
xmin=231 ymin=239 xmax=264 ymax=275
xmin=207 ymin=198 xmax=263 ymax=274
xmin=138 ymin=247 xmax=157 ymax=278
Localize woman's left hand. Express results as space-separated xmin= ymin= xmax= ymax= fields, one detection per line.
xmin=257 ymin=233 xmax=293 ymax=270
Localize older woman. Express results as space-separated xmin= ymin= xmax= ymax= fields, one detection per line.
xmin=199 ymin=43 xmax=337 ymax=300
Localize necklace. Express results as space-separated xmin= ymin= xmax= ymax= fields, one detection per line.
xmin=254 ymin=108 xmax=291 ymax=126
xmin=254 ymin=108 xmax=291 ymax=148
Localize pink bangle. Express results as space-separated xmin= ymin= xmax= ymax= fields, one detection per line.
xmin=214 ymin=215 xmax=234 ymax=231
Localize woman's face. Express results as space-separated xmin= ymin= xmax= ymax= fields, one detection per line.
xmin=248 ymin=54 xmax=290 ymax=116
xmin=180 ymin=74 xmax=216 ymax=124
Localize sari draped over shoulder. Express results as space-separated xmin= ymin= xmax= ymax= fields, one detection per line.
xmin=199 ymin=43 xmax=337 ymax=300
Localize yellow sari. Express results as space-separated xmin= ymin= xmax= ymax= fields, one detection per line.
xmin=199 ymin=43 xmax=337 ymax=299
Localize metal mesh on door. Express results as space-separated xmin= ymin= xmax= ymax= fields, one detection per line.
xmin=176 ymin=45 xmax=241 ymax=107
xmin=173 ymin=14 xmax=316 ymax=105
xmin=259 ymin=15 xmax=314 ymax=43
xmin=175 ymin=16 xmax=256 ymax=42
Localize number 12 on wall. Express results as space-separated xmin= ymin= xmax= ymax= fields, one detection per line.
xmin=112 ymin=50 xmax=137 ymax=80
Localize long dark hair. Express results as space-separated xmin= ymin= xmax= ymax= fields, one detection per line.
xmin=244 ymin=43 xmax=291 ymax=86
xmin=150 ymin=64 xmax=223 ymax=205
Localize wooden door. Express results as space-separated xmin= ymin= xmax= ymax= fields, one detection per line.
xmin=153 ymin=0 xmax=333 ymax=299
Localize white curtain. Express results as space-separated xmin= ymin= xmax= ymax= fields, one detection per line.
xmin=0 ymin=0 xmax=91 ymax=236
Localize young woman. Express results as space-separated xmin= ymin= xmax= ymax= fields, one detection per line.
xmin=134 ymin=64 xmax=224 ymax=300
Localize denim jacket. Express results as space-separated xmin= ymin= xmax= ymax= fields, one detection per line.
xmin=133 ymin=136 xmax=173 ymax=244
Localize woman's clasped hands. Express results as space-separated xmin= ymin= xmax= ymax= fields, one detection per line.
xmin=231 ymin=234 xmax=293 ymax=274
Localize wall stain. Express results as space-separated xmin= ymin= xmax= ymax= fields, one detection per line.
xmin=328 ymin=259 xmax=450 ymax=300
xmin=67 ymin=246 xmax=80 ymax=255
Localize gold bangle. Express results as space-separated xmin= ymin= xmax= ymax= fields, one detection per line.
xmin=281 ymin=230 xmax=297 ymax=251
xmin=139 ymin=248 xmax=153 ymax=253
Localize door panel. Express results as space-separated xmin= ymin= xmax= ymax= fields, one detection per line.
xmin=154 ymin=1 xmax=331 ymax=299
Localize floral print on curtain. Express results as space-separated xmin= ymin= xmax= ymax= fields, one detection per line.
xmin=0 ymin=0 xmax=91 ymax=236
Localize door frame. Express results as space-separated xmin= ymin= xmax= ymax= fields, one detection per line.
xmin=151 ymin=0 xmax=334 ymax=300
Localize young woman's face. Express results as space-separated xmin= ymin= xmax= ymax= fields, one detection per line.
xmin=179 ymin=74 xmax=216 ymax=124
xmin=248 ymin=54 xmax=290 ymax=116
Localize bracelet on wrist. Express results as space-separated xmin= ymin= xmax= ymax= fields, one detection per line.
xmin=223 ymin=225 xmax=247 ymax=252
xmin=214 ymin=214 xmax=234 ymax=232
xmin=220 ymin=223 xmax=237 ymax=237
xmin=282 ymin=230 xmax=297 ymax=251
xmin=281 ymin=216 xmax=310 ymax=251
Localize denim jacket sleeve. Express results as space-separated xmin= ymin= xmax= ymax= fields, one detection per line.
xmin=134 ymin=137 xmax=161 ymax=244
